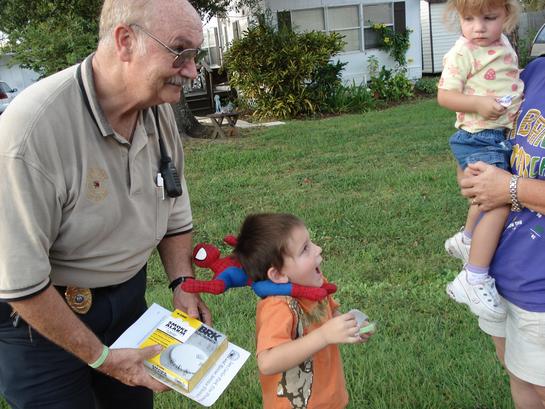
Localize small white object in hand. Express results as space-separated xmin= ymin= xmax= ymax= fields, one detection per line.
xmin=497 ymin=95 xmax=512 ymax=108
xmin=348 ymin=309 xmax=377 ymax=334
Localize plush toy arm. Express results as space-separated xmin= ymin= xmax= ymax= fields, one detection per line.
xmin=322 ymin=282 xmax=337 ymax=294
xmin=181 ymin=266 xmax=251 ymax=294
xmin=223 ymin=235 xmax=238 ymax=247
xmin=251 ymin=281 xmax=334 ymax=301
xmin=290 ymin=284 xmax=329 ymax=301
xmin=181 ymin=278 xmax=226 ymax=295
xmin=251 ymin=281 xmax=293 ymax=298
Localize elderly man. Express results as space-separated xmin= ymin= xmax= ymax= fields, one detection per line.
xmin=0 ymin=0 xmax=208 ymax=408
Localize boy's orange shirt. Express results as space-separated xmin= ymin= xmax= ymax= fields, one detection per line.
xmin=256 ymin=294 xmax=349 ymax=409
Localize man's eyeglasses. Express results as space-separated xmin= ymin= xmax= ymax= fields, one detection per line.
xmin=131 ymin=24 xmax=200 ymax=68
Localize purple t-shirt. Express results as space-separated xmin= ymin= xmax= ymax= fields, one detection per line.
xmin=491 ymin=57 xmax=545 ymax=312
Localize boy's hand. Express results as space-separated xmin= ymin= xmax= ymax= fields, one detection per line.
xmin=358 ymin=321 xmax=374 ymax=343
xmin=476 ymin=96 xmax=506 ymax=120
xmin=318 ymin=313 xmax=365 ymax=345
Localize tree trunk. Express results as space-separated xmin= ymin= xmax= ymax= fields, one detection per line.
xmin=170 ymin=91 xmax=210 ymax=138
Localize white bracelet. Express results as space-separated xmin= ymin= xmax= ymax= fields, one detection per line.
xmin=509 ymin=174 xmax=522 ymax=212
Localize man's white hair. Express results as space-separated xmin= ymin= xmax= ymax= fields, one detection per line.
xmin=98 ymin=0 xmax=153 ymax=50
xmin=98 ymin=0 xmax=201 ymax=55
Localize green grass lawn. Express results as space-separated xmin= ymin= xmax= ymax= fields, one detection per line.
xmin=0 ymin=99 xmax=513 ymax=409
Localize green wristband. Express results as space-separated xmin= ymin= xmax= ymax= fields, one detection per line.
xmin=89 ymin=344 xmax=110 ymax=369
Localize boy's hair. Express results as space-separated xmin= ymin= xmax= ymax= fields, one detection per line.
xmin=445 ymin=0 xmax=521 ymax=33
xmin=234 ymin=213 xmax=305 ymax=282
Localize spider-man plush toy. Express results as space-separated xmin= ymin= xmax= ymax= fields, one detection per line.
xmin=180 ymin=235 xmax=336 ymax=301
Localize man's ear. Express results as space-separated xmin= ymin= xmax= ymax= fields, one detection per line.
xmin=113 ymin=24 xmax=135 ymax=62
xmin=267 ymin=266 xmax=289 ymax=284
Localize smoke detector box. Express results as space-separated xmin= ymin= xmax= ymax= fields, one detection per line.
xmin=140 ymin=309 xmax=228 ymax=392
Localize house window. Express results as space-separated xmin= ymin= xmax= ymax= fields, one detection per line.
xmin=277 ymin=10 xmax=292 ymax=31
xmin=328 ymin=6 xmax=361 ymax=52
xmin=207 ymin=28 xmax=221 ymax=67
xmin=363 ymin=3 xmax=393 ymax=49
xmin=232 ymin=21 xmax=241 ymax=40
xmin=291 ymin=8 xmax=325 ymax=32
xmin=276 ymin=3 xmax=405 ymax=53
xmin=224 ymin=26 xmax=229 ymax=48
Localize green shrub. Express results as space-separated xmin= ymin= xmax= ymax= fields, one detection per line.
xmin=368 ymin=66 xmax=414 ymax=102
xmin=326 ymin=82 xmax=375 ymax=114
xmin=307 ymin=60 xmax=347 ymax=109
xmin=224 ymin=19 xmax=345 ymax=119
xmin=414 ymin=76 xmax=438 ymax=96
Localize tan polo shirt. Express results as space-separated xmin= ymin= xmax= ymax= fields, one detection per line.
xmin=0 ymin=54 xmax=192 ymax=300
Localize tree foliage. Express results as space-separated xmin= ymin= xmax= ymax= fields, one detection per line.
xmin=0 ymin=0 xmax=259 ymax=76
xmin=0 ymin=0 xmax=101 ymax=75
xmin=520 ymin=0 xmax=545 ymax=11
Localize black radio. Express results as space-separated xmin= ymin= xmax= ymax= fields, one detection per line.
xmin=155 ymin=106 xmax=182 ymax=198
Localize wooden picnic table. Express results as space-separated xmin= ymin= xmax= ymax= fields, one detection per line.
xmin=207 ymin=111 xmax=240 ymax=139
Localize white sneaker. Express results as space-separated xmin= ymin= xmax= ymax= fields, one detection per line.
xmin=445 ymin=230 xmax=470 ymax=264
xmin=446 ymin=269 xmax=506 ymax=321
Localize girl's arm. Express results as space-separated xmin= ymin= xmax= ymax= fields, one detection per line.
xmin=437 ymin=89 xmax=506 ymax=120
xmin=257 ymin=312 xmax=361 ymax=375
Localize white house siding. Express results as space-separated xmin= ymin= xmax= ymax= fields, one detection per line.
xmin=0 ymin=54 xmax=40 ymax=93
xmin=263 ymin=0 xmax=422 ymax=84
xmin=420 ymin=1 xmax=458 ymax=73
xmin=420 ymin=1 xmax=432 ymax=72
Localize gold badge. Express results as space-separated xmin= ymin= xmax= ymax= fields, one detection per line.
xmin=64 ymin=287 xmax=92 ymax=314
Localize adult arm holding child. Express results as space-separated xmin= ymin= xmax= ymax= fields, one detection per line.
xmin=461 ymin=162 xmax=545 ymax=214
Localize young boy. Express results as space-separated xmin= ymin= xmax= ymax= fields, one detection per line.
xmin=234 ymin=213 xmax=372 ymax=409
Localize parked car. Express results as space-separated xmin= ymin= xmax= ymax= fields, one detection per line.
xmin=0 ymin=81 xmax=18 ymax=114
xmin=530 ymin=23 xmax=545 ymax=61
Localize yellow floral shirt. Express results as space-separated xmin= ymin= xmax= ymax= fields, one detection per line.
xmin=439 ymin=34 xmax=524 ymax=132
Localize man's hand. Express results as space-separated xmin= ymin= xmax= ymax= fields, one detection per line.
xmin=157 ymin=233 xmax=212 ymax=325
xmin=173 ymin=286 xmax=212 ymax=325
xmin=99 ymin=346 xmax=169 ymax=392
